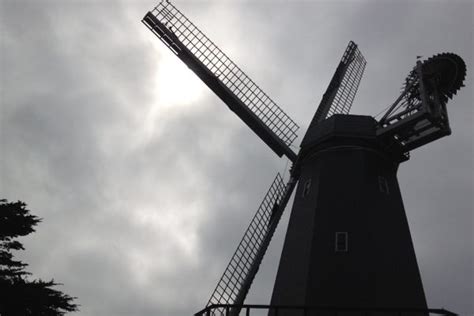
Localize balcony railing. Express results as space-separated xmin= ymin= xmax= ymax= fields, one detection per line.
xmin=194 ymin=304 xmax=457 ymax=316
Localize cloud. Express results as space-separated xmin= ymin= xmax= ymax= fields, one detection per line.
xmin=1 ymin=1 xmax=472 ymax=316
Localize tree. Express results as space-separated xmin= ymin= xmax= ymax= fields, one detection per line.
xmin=0 ymin=199 xmax=78 ymax=315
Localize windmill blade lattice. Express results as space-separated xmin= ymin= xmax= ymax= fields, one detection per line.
xmin=142 ymin=1 xmax=299 ymax=152
xmin=313 ymin=41 xmax=367 ymax=123
xmin=207 ymin=173 xmax=292 ymax=314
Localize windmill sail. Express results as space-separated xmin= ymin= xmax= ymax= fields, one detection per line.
xmin=142 ymin=2 xmax=299 ymax=161
xmin=300 ymin=41 xmax=366 ymax=147
xmin=207 ymin=173 xmax=298 ymax=314
xmin=311 ymin=41 xmax=367 ymax=123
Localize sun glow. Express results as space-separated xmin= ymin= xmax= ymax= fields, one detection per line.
xmin=155 ymin=54 xmax=206 ymax=106
xmin=141 ymin=52 xmax=207 ymax=141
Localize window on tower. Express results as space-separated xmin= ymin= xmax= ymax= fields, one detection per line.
xmin=302 ymin=178 xmax=312 ymax=197
xmin=335 ymin=232 xmax=348 ymax=252
xmin=378 ymin=176 xmax=390 ymax=194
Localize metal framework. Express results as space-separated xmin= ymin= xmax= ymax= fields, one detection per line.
xmin=142 ymin=1 xmax=299 ymax=160
xmin=195 ymin=304 xmax=458 ymax=316
xmin=377 ymin=53 xmax=465 ymax=155
xmin=313 ymin=41 xmax=367 ymax=123
xmin=207 ymin=174 xmax=297 ymax=315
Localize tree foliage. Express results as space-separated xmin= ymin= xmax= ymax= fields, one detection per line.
xmin=0 ymin=199 xmax=78 ymax=315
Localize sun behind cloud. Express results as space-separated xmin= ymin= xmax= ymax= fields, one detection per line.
xmin=155 ymin=53 xmax=206 ymax=106
xmin=141 ymin=51 xmax=207 ymax=141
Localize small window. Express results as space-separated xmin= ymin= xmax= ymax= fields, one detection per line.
xmin=335 ymin=232 xmax=348 ymax=252
xmin=302 ymin=179 xmax=312 ymax=197
xmin=378 ymin=176 xmax=389 ymax=194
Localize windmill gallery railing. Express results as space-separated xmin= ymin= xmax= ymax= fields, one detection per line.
xmin=195 ymin=304 xmax=458 ymax=316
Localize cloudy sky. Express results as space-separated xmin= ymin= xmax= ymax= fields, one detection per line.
xmin=1 ymin=0 xmax=472 ymax=315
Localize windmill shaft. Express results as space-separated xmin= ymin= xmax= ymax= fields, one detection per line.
xmin=379 ymin=79 xmax=418 ymax=124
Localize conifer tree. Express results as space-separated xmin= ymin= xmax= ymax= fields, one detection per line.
xmin=0 ymin=199 xmax=78 ymax=315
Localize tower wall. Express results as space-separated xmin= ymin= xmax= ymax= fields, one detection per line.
xmin=270 ymin=115 xmax=427 ymax=314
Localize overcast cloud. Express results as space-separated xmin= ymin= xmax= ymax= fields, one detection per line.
xmin=0 ymin=0 xmax=472 ymax=315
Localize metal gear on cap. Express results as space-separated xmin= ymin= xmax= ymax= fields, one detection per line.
xmin=405 ymin=53 xmax=466 ymax=106
xmin=421 ymin=53 xmax=466 ymax=103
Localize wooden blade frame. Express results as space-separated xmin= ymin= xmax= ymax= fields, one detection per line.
xmin=304 ymin=41 xmax=366 ymax=137
xmin=206 ymin=173 xmax=298 ymax=315
xmin=142 ymin=2 xmax=298 ymax=161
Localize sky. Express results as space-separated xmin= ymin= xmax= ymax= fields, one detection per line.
xmin=0 ymin=0 xmax=472 ymax=315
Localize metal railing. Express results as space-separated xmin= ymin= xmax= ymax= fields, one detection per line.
xmin=195 ymin=304 xmax=457 ymax=316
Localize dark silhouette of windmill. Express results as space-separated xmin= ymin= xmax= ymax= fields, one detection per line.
xmin=142 ymin=2 xmax=466 ymax=315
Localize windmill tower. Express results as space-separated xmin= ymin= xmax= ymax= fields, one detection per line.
xmin=142 ymin=2 xmax=466 ymax=315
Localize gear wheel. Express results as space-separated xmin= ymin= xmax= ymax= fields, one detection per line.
xmin=421 ymin=53 xmax=466 ymax=104
xmin=404 ymin=53 xmax=466 ymax=106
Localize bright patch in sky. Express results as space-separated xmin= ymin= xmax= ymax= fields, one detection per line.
xmin=142 ymin=52 xmax=207 ymax=141
xmin=155 ymin=53 xmax=206 ymax=106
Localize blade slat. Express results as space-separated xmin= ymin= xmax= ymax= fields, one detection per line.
xmin=206 ymin=173 xmax=294 ymax=313
xmin=144 ymin=1 xmax=299 ymax=148
xmin=313 ymin=41 xmax=367 ymax=123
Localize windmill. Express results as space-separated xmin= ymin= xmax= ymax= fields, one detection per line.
xmin=142 ymin=2 xmax=466 ymax=315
